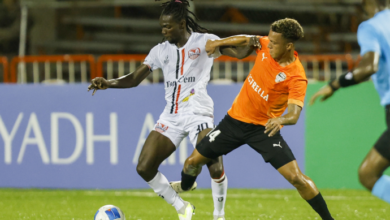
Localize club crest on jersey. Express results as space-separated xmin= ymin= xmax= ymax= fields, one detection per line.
xmin=275 ymin=72 xmax=287 ymax=83
xmin=188 ymin=48 xmax=201 ymax=60
xmin=155 ymin=123 xmax=169 ymax=133
xmin=163 ymin=55 xmax=169 ymax=64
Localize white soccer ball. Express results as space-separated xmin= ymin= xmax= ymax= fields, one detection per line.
xmin=94 ymin=205 xmax=126 ymax=220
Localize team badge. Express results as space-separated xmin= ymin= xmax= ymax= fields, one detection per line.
xmin=163 ymin=55 xmax=169 ymax=64
xmin=155 ymin=123 xmax=169 ymax=133
xmin=275 ymin=72 xmax=287 ymax=83
xmin=188 ymin=48 xmax=201 ymax=60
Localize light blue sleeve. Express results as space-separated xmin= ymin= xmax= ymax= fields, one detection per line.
xmin=357 ymin=22 xmax=381 ymax=56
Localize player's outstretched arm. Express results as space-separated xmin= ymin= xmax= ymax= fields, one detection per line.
xmin=265 ymin=104 xmax=302 ymax=137
xmin=309 ymin=51 xmax=379 ymax=105
xmin=88 ymin=64 xmax=151 ymax=96
xmin=206 ymin=35 xmax=260 ymax=59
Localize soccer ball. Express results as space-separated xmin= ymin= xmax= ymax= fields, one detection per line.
xmin=94 ymin=205 xmax=126 ymax=220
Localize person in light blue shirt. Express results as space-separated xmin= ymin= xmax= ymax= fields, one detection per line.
xmin=310 ymin=0 xmax=390 ymax=204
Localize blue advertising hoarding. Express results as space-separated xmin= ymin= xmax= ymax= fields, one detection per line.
xmin=0 ymin=84 xmax=305 ymax=189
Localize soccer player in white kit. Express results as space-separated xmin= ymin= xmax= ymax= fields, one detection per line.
xmin=88 ymin=1 xmax=231 ymax=219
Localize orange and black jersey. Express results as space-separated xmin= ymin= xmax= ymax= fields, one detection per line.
xmin=227 ymin=36 xmax=308 ymax=126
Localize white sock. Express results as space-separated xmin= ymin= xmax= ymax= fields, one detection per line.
xmin=147 ymin=172 xmax=185 ymax=211
xmin=211 ymin=174 xmax=228 ymax=216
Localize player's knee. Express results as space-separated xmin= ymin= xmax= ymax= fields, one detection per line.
xmin=288 ymin=172 xmax=306 ymax=188
xmin=136 ymin=163 xmax=147 ymax=177
xmin=136 ymin=160 xmax=154 ymax=179
xmin=208 ymin=163 xmax=224 ymax=179
xmin=184 ymin=157 xmax=200 ymax=174
xmin=185 ymin=156 xmax=197 ymax=167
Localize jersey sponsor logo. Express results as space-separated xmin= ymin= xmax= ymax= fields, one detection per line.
xmin=166 ymin=81 xmax=179 ymax=88
xmin=178 ymin=75 xmax=195 ymax=83
xmin=182 ymin=88 xmax=195 ymax=102
xmin=275 ymin=72 xmax=286 ymax=83
xmin=247 ymin=74 xmax=269 ymax=101
xmin=166 ymin=77 xmax=195 ymax=88
xmin=188 ymin=48 xmax=201 ymax=60
xmin=155 ymin=122 xmax=169 ymax=133
xmin=163 ymin=55 xmax=169 ymax=65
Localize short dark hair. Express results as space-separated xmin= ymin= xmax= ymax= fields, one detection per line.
xmin=271 ymin=18 xmax=304 ymax=42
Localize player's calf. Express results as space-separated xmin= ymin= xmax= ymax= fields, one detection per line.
xmin=278 ymin=161 xmax=333 ymax=220
xmin=181 ymin=154 xmax=207 ymax=191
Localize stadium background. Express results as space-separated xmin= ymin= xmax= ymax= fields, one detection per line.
xmin=0 ymin=0 xmax=389 ymax=219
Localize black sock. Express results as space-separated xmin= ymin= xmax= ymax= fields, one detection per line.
xmin=307 ymin=193 xmax=334 ymax=220
xmin=181 ymin=170 xmax=197 ymax=191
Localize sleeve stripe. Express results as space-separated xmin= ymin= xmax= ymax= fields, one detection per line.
xmin=288 ymin=99 xmax=304 ymax=107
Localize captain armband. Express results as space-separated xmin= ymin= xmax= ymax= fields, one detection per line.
xmin=338 ymin=71 xmax=358 ymax=88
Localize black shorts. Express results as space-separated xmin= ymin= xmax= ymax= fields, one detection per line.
xmin=196 ymin=114 xmax=296 ymax=169
xmin=374 ymin=105 xmax=390 ymax=161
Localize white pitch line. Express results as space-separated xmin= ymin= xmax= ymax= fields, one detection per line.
xmin=84 ymin=191 xmax=376 ymax=200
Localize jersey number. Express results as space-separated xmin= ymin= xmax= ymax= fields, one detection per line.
xmin=208 ymin=130 xmax=221 ymax=142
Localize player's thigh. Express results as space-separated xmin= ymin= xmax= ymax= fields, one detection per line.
xmin=186 ymin=115 xmax=214 ymax=147
xmin=196 ymin=115 xmax=245 ymax=159
xmin=186 ymin=148 xmax=213 ymax=167
xmin=196 ymin=128 xmax=213 ymax=145
xmin=195 ymin=128 xmax=224 ymax=174
xmin=373 ymin=127 xmax=390 ymax=162
xmin=138 ymin=131 xmax=177 ymax=168
xmin=372 ymin=105 xmax=390 ymax=163
xmin=365 ymin=111 xmax=390 ymax=175
xmin=247 ymin=131 xmax=295 ymax=170
xmin=360 ymin=147 xmax=390 ymax=177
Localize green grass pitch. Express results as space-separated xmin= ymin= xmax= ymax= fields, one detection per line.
xmin=0 ymin=189 xmax=389 ymax=219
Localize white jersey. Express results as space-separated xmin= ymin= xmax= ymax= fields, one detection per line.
xmin=143 ymin=32 xmax=220 ymax=118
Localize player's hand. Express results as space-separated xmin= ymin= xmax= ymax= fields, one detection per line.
xmin=249 ymin=36 xmax=261 ymax=48
xmin=309 ymin=85 xmax=334 ymax=105
xmin=88 ymin=77 xmax=109 ymax=96
xmin=265 ymin=118 xmax=282 ymax=137
xmin=205 ymin=39 xmax=218 ymax=57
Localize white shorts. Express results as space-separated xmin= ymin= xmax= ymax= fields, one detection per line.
xmin=154 ymin=113 xmax=214 ymax=148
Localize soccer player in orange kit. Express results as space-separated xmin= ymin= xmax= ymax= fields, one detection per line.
xmin=171 ymin=18 xmax=334 ymax=220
